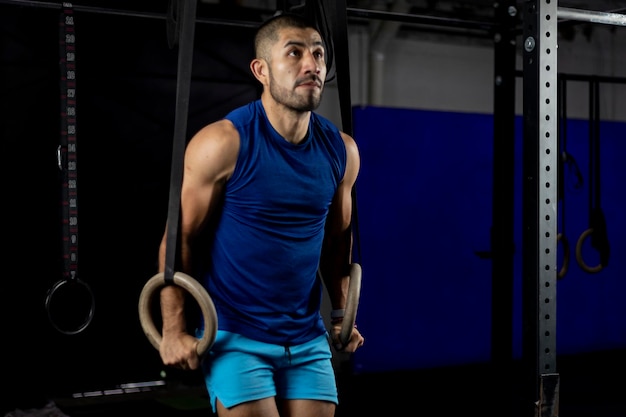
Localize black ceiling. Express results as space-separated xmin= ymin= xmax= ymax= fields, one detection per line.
xmin=1 ymin=0 xmax=624 ymax=39
xmin=4 ymin=0 xmax=624 ymax=26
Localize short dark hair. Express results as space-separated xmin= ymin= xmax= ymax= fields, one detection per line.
xmin=254 ymin=12 xmax=321 ymax=61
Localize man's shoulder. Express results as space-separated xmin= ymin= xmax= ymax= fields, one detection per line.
xmin=311 ymin=111 xmax=343 ymax=138
xmin=224 ymin=100 xmax=261 ymax=125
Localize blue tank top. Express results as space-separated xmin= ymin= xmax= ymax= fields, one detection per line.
xmin=204 ymin=99 xmax=347 ymax=346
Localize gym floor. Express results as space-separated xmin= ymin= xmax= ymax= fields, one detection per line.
xmin=39 ymin=349 xmax=625 ymax=417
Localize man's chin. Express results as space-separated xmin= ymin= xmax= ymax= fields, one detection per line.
xmin=295 ymin=100 xmax=321 ymax=112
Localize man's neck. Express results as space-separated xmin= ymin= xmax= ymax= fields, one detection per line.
xmin=261 ymin=95 xmax=311 ymax=144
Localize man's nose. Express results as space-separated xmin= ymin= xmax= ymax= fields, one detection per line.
xmin=303 ymin=51 xmax=321 ymax=73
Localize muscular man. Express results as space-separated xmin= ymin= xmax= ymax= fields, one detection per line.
xmin=157 ymin=12 xmax=364 ymax=417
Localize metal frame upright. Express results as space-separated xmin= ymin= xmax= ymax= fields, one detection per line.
xmin=522 ymin=1 xmax=559 ymax=415
xmin=490 ymin=2 xmax=518 ymax=415
xmin=522 ymin=3 xmax=625 ymax=416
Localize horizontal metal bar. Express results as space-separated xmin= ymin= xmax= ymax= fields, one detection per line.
xmin=346 ymin=7 xmax=495 ymax=32
xmin=558 ymin=7 xmax=626 ymax=26
xmin=0 ymin=0 xmax=260 ymax=27
xmin=514 ymin=70 xmax=626 ymax=84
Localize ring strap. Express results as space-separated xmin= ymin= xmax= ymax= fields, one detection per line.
xmin=163 ymin=0 xmax=198 ymax=284
xmin=58 ymin=2 xmax=79 ymax=290
xmin=47 ymin=2 xmax=95 ymax=335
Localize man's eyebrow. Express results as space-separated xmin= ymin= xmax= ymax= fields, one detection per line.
xmin=282 ymin=39 xmax=325 ymax=49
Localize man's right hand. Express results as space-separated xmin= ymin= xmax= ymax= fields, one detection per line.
xmin=160 ymin=331 xmax=201 ymax=370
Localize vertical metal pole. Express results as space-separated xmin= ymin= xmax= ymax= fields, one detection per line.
xmin=491 ymin=1 xmax=517 ymax=414
xmin=522 ymin=1 xmax=559 ymax=416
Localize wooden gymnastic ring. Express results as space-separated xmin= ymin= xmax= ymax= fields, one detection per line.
xmin=557 ymin=233 xmax=570 ymax=279
xmin=575 ymin=228 xmax=603 ymax=274
xmin=339 ymin=263 xmax=362 ymax=347
xmin=138 ymin=271 xmax=217 ymax=357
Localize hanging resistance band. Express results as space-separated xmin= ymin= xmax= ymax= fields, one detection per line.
xmin=46 ymin=2 xmax=95 ymax=335
xmin=556 ymin=75 xmax=570 ymax=279
xmin=576 ymin=79 xmax=610 ymax=273
xmin=139 ymin=0 xmax=217 ymax=358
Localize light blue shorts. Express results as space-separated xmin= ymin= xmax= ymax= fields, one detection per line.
xmin=199 ymin=330 xmax=338 ymax=413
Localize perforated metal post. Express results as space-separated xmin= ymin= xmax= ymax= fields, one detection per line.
xmin=522 ymin=1 xmax=559 ymax=416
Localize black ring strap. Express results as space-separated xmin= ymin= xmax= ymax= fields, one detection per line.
xmin=46 ymin=2 xmax=95 ymax=335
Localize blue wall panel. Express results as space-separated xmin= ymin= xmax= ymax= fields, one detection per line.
xmin=351 ymin=106 xmax=626 ymax=374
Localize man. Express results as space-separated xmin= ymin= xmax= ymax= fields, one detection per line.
xmin=157 ymin=12 xmax=364 ymax=417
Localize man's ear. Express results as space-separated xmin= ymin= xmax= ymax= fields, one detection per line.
xmin=250 ymin=58 xmax=267 ymax=84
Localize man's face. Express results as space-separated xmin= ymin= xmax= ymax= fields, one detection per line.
xmin=267 ymin=27 xmax=327 ymax=112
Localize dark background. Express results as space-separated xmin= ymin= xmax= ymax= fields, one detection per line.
xmin=1 ymin=3 xmax=259 ymax=412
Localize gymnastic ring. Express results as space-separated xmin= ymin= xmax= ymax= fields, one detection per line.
xmin=575 ymin=228 xmax=603 ymax=274
xmin=138 ymin=271 xmax=217 ymax=357
xmin=45 ymin=278 xmax=95 ymax=335
xmin=557 ymin=233 xmax=570 ymax=279
xmin=339 ymin=263 xmax=362 ymax=347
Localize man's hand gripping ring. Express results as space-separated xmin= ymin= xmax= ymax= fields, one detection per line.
xmin=138 ymin=272 xmax=218 ymax=357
